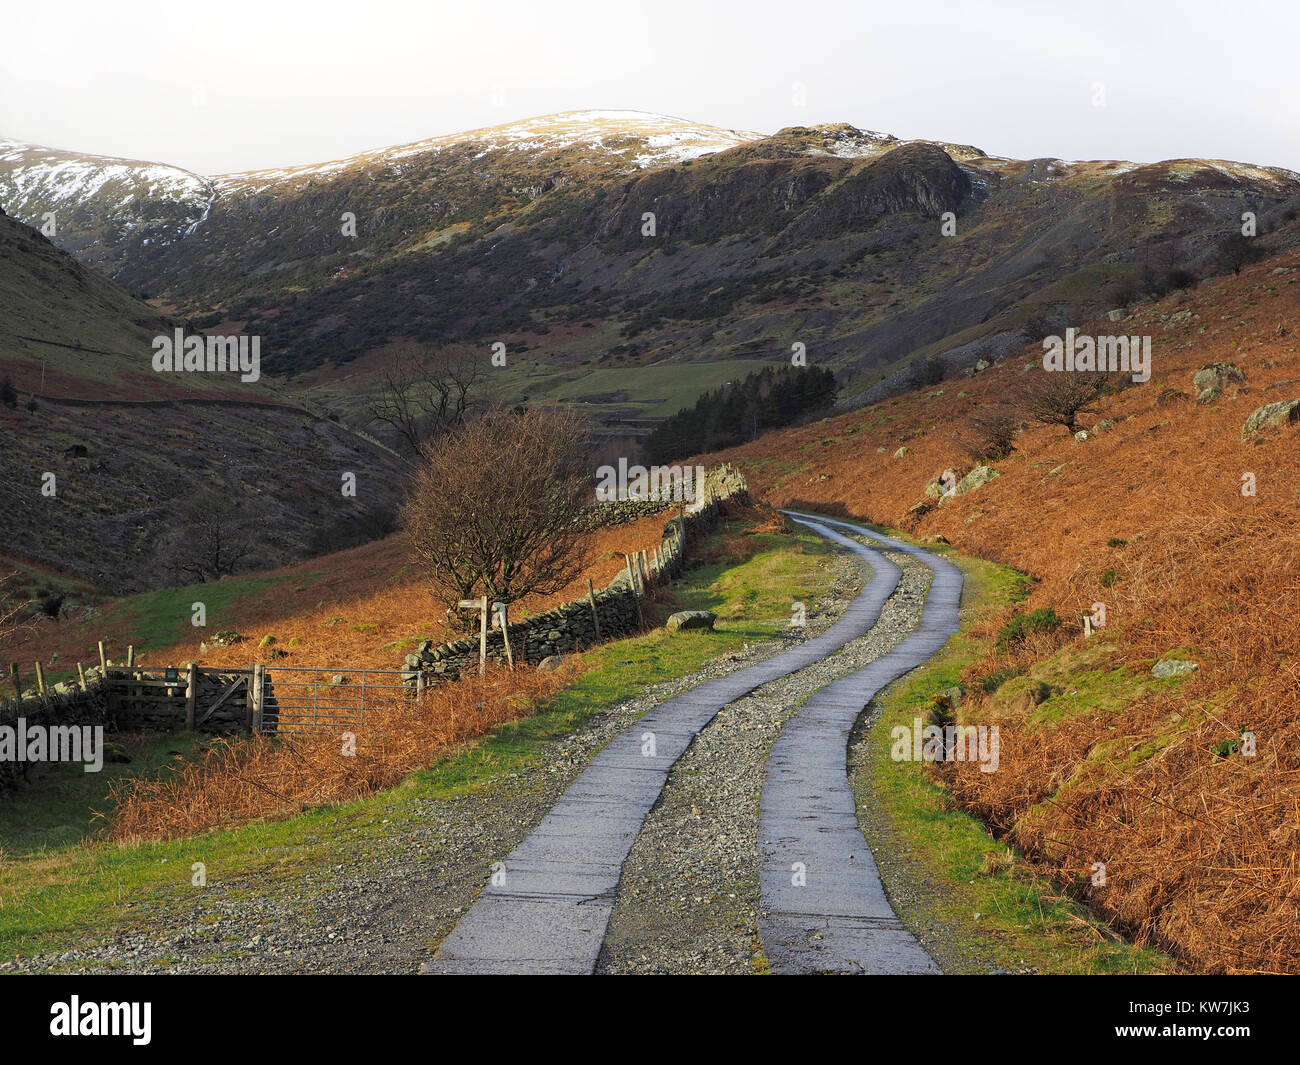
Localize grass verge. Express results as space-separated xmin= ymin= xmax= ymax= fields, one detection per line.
xmin=824 ymin=518 xmax=1178 ymax=974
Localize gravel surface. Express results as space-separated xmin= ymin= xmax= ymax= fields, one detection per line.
xmin=596 ymin=544 xmax=932 ymax=974
xmin=6 ymin=552 xmax=866 ymax=976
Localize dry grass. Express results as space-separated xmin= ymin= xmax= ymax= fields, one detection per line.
xmin=706 ymin=250 xmax=1300 ymax=973
xmin=105 ymin=664 xmax=575 ymax=842
xmin=15 ymin=511 xmax=676 ymax=672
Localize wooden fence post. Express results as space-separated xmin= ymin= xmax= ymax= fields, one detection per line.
xmin=97 ymin=641 xmax=106 ymax=671
xmin=9 ymin=662 xmax=19 ymax=700
xmin=127 ymin=645 xmax=135 ymax=668
xmin=479 ymin=598 xmax=488 ymax=674
xmin=34 ymin=661 xmax=45 ymax=695
xmin=586 ymin=578 xmax=601 ymax=641
xmin=77 ymin=662 xmax=87 ymax=692
xmin=498 ymin=603 xmax=514 ymax=671
xmin=185 ymin=661 xmax=198 ymax=731
xmin=245 ymin=664 xmax=256 ymax=731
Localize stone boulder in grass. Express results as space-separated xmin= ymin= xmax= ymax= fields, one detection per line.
xmin=1193 ymin=362 xmax=1246 ymax=395
xmin=938 ymin=465 xmax=1000 ymax=504
xmin=1241 ymin=399 xmax=1300 ymax=440
xmin=665 ymin=610 xmax=717 ymax=633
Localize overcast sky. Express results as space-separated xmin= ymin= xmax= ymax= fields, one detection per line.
xmin=3 ymin=0 xmax=1296 ymax=175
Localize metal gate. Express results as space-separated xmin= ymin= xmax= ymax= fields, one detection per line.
xmin=257 ymin=667 xmax=408 ymax=734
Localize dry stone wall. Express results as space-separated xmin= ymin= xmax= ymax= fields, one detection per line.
xmin=402 ymin=464 xmax=749 ymax=688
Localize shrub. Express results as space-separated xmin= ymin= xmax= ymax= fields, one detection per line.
xmin=996 ymin=607 xmax=1063 ymax=652
xmin=980 ymin=666 xmax=1024 ymax=694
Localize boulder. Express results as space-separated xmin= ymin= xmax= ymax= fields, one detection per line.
xmin=1074 ymin=430 xmax=1089 ymax=442
xmin=893 ymin=446 xmax=909 ymax=459
xmin=1152 ymin=658 xmax=1198 ymax=679
xmin=1193 ymin=362 xmax=1245 ymax=394
xmin=939 ymin=465 xmax=999 ymax=503
xmin=665 ymin=610 xmax=717 ymax=633
xmin=1091 ymin=419 xmax=1114 ymax=435
xmin=537 ymin=655 xmax=565 ymax=671
xmin=924 ymin=468 xmax=959 ymax=501
xmin=1241 ymin=399 xmax=1300 ymax=440
xmin=1196 ymin=386 xmax=1222 ymax=406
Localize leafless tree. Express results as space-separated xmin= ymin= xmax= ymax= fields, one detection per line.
xmin=959 ymin=404 xmax=1020 ymax=462
xmin=368 ymin=343 xmax=489 ymax=456
xmin=176 ymin=499 xmax=252 ymax=584
xmin=1014 ymin=370 xmax=1109 ymax=434
xmin=401 ymin=408 xmax=593 ymax=622
xmin=0 ymin=573 xmax=28 ymax=655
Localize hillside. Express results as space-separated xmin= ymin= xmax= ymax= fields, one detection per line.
xmin=702 ymin=248 xmax=1300 ymax=973
xmin=0 ymin=207 xmax=407 ymax=594
xmin=5 ymin=112 xmax=1300 ymax=443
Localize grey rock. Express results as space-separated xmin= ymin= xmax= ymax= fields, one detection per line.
xmin=1152 ymin=658 xmax=1199 ymax=679
xmin=1241 ymin=399 xmax=1300 ymax=440
xmin=665 ymin=610 xmax=718 ymax=633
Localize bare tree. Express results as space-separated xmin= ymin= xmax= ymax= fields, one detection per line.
xmin=401 ymin=408 xmax=593 ymax=621
xmin=1014 ymin=370 xmax=1109 ymax=434
xmin=0 ymin=573 xmax=28 ymax=654
xmin=176 ymin=498 xmax=252 ymax=584
xmin=1215 ymin=234 xmax=1263 ymax=278
xmin=368 ymin=343 xmax=489 ymax=456
xmin=959 ymin=404 xmax=1020 ymax=462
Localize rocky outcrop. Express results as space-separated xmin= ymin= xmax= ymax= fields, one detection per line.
xmin=1241 ymin=399 xmax=1300 ymax=440
xmin=938 ymin=465 xmax=1000 ymax=503
xmin=1193 ymin=362 xmax=1246 ymax=394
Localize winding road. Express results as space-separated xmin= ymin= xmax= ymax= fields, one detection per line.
xmin=424 ymin=513 xmax=962 ymax=975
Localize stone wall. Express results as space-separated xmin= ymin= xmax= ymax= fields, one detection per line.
xmin=0 ymin=674 xmax=110 ymax=795
xmin=402 ymin=464 xmax=749 ymax=688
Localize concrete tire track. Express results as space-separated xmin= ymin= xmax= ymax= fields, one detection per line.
xmin=424 ymin=513 xmax=959 ymax=975
xmin=757 ymin=512 xmax=962 ymax=974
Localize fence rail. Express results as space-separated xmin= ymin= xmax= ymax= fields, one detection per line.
xmin=258 ymin=667 xmax=408 ymax=734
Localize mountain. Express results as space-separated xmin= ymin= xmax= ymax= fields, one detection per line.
xmin=4 ymin=110 xmax=1300 ymax=443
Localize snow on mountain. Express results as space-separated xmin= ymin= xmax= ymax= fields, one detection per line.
xmin=0 ymin=138 xmax=214 ymax=226
xmin=213 ymin=111 xmax=763 ymax=195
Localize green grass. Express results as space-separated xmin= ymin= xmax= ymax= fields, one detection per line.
xmin=0 ymin=518 xmax=837 ymax=960
xmin=0 ymin=732 xmax=212 ymax=858
xmin=95 ymin=573 xmax=315 ymax=661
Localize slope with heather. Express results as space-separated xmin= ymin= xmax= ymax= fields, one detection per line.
xmin=704 ymin=250 xmax=1300 ymax=973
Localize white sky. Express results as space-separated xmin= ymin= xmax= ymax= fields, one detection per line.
xmin=2 ymin=0 xmax=1296 ymax=176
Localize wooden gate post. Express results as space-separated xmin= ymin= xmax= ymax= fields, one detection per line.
xmin=586 ymin=578 xmax=601 ymax=641
xmin=77 ymin=662 xmax=87 ymax=692
xmin=457 ymin=597 xmax=489 ymax=675
xmin=245 ymin=663 xmax=256 ymax=731
xmin=497 ymin=602 xmax=514 ymax=671
xmin=185 ymin=661 xmax=198 ymax=731
xmin=34 ymin=661 xmax=45 ymax=695
xmin=251 ymin=664 xmax=265 ymax=732
xmin=97 ymin=641 xmax=107 ymax=671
